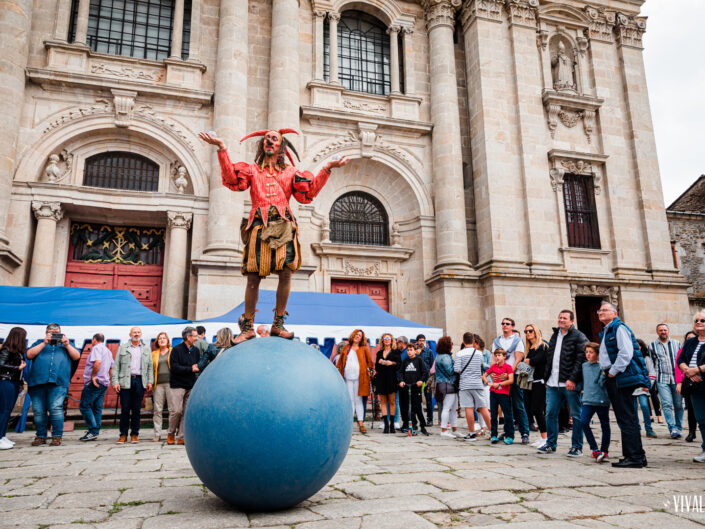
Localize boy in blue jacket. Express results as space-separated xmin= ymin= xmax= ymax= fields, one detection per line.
xmin=580 ymin=342 xmax=611 ymax=463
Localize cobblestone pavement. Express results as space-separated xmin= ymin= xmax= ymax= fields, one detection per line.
xmin=1 ymin=418 xmax=704 ymax=529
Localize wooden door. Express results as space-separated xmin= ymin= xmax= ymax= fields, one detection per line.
xmin=67 ymin=341 xmax=121 ymax=409
xmin=575 ymin=296 xmax=605 ymax=342
xmin=331 ymin=279 xmax=389 ymax=312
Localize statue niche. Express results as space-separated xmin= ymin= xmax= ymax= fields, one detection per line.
xmin=551 ymin=38 xmax=577 ymax=92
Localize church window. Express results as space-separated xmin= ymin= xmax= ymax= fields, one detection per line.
xmin=324 ymin=11 xmax=396 ymax=95
xmin=83 ymin=152 xmax=160 ymax=192
xmin=68 ymin=0 xmax=191 ymax=61
xmin=563 ymin=174 xmax=601 ymax=249
xmin=330 ymin=192 xmax=389 ymax=246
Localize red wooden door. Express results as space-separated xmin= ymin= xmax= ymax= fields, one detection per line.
xmin=67 ymin=341 xmax=121 ymax=409
xmin=331 ymin=279 xmax=389 ymax=311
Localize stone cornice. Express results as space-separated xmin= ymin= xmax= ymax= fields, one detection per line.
xmin=460 ymin=0 xmax=504 ymax=29
xmin=311 ymin=242 xmax=414 ymax=261
xmin=423 ymin=0 xmax=462 ymax=32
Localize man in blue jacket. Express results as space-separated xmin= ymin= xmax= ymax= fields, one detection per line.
xmin=598 ymin=302 xmax=650 ymax=468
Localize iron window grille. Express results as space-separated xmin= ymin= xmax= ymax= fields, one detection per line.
xmin=68 ymin=0 xmax=191 ymax=61
xmin=324 ymin=11 xmax=401 ymax=95
xmin=83 ymin=151 xmax=160 ymax=192
xmin=563 ymin=173 xmax=601 ymax=249
xmin=330 ymin=192 xmax=389 ymax=246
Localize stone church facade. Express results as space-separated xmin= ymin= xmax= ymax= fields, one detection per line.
xmin=0 ymin=0 xmax=692 ymax=342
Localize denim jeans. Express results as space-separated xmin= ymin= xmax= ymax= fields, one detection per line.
xmin=690 ymin=392 xmax=705 ymax=451
xmin=509 ymin=384 xmax=530 ymax=437
xmin=657 ymin=382 xmax=683 ymax=433
xmin=581 ymin=404 xmax=610 ymax=453
xmin=490 ymin=392 xmax=514 ymax=439
xmin=545 ymin=385 xmax=583 ymax=450
xmin=79 ymin=382 xmax=108 ymax=435
xmin=0 ymin=380 xmax=20 ymax=438
xmin=635 ymin=394 xmax=655 ymax=435
xmin=29 ymin=383 xmax=68 ymax=439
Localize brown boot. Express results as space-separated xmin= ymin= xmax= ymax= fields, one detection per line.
xmin=177 ymin=439 xmax=185 ymax=446
xmin=167 ymin=433 xmax=175 ymax=445
xmin=270 ymin=311 xmax=294 ymax=340
xmin=31 ymin=437 xmax=46 ymax=446
xmin=130 ymin=434 xmax=139 ymax=444
xmin=50 ymin=437 xmax=62 ymax=446
xmin=116 ymin=435 xmax=127 ymax=444
xmin=233 ymin=314 xmax=256 ymax=344
xmin=358 ymin=422 xmax=367 ymax=434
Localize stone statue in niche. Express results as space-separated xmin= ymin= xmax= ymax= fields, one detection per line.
xmin=551 ymin=41 xmax=576 ymax=91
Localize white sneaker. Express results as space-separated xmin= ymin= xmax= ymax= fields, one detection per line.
xmin=377 ymin=423 xmax=384 ymax=429
xmin=474 ymin=423 xmax=482 ymax=432
xmin=452 ymin=430 xmax=465 ymax=438
xmin=0 ymin=438 xmax=13 ymax=450
xmin=1 ymin=436 xmax=15 ymax=446
xmin=394 ymin=422 xmax=401 ymax=429
xmin=532 ymin=439 xmax=546 ymax=448
xmin=440 ymin=431 xmax=456 ymax=439
xmin=694 ymin=452 xmax=705 ymax=463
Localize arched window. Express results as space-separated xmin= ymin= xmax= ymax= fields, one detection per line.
xmin=324 ymin=11 xmax=393 ymax=95
xmin=330 ymin=192 xmax=389 ymax=246
xmin=83 ymin=152 xmax=160 ymax=192
xmin=68 ymin=0 xmax=192 ymax=61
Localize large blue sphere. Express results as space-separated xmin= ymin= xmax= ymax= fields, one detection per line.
xmin=184 ymin=337 xmax=353 ymax=511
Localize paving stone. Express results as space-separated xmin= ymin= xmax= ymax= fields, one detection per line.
xmin=50 ymin=490 xmax=120 ymax=509
xmin=119 ymin=485 xmax=203 ymax=503
xmin=108 ymin=501 xmax=161 ymax=519
xmin=141 ymin=511 xmax=249 ymax=529
xmin=598 ymin=511 xmax=705 ymax=528
xmin=0 ymin=494 xmax=47 ymax=511
xmin=360 ymin=511 xmax=437 ymax=529
xmin=297 ymin=518 xmax=362 ymax=529
xmin=159 ymin=494 xmax=228 ymax=514
xmin=432 ymin=490 xmax=518 ymax=510
xmin=522 ymin=498 xmax=648 ymax=520
xmin=338 ymin=481 xmax=442 ymax=499
xmin=248 ymin=507 xmax=323 ymax=526
xmin=8 ymin=508 xmax=109 ymax=525
xmin=309 ymin=495 xmax=447 ymax=518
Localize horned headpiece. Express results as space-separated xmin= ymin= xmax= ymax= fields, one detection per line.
xmin=240 ymin=128 xmax=301 ymax=167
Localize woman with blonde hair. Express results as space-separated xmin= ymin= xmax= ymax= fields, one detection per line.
xmin=523 ymin=323 xmax=548 ymax=447
xmin=198 ymin=327 xmax=235 ymax=372
xmin=373 ymin=333 xmax=400 ymax=434
xmin=151 ymin=332 xmax=173 ymax=442
xmin=337 ymin=329 xmax=374 ymax=433
xmin=678 ymin=311 xmax=705 ymax=463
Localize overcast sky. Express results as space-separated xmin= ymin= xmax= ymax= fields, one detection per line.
xmin=641 ymin=1 xmax=705 ymax=206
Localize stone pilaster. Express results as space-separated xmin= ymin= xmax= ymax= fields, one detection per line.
xmin=401 ymin=27 xmax=415 ymax=94
xmin=170 ymin=0 xmax=186 ymax=59
xmin=328 ymin=13 xmax=341 ymax=85
xmin=163 ymin=211 xmax=193 ymax=318
xmin=203 ymin=0 xmax=248 ymax=258
xmin=268 ymin=0 xmax=300 ymax=131
xmin=423 ymin=0 xmax=471 ymax=272
xmin=28 ymin=202 xmax=63 ymax=287
xmin=312 ymin=10 xmax=326 ymax=81
xmin=53 ymin=0 xmax=74 ymax=41
xmin=388 ymin=26 xmax=401 ymax=94
xmin=188 ymin=0 xmax=202 ymax=61
xmin=74 ymin=0 xmax=91 ymax=44
xmin=0 ymin=0 xmax=32 ymax=271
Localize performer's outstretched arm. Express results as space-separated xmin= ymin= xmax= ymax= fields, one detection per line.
xmin=292 ymin=157 xmax=349 ymax=203
xmin=199 ymin=131 xmax=251 ymax=191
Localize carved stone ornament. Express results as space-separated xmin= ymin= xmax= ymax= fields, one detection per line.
xmin=43 ymin=150 xmax=73 ymax=183
xmin=391 ymin=223 xmax=401 ymax=247
xmin=111 ymin=89 xmax=137 ymax=128
xmin=505 ymin=0 xmax=538 ymax=28
xmin=170 ymin=162 xmax=189 ymax=194
xmin=542 ymin=91 xmax=602 ymax=142
xmin=570 ymin=284 xmax=620 ymax=306
xmin=313 ymin=9 xmax=327 ymax=19
xmin=91 ymin=62 xmax=164 ymax=83
xmin=167 ymin=211 xmax=193 ymax=230
xmin=327 ymin=12 xmax=340 ymax=22
xmin=32 ymin=201 xmax=63 ymax=222
xmin=549 ymin=168 xmax=565 ymax=191
xmin=583 ymin=6 xmax=616 ymax=43
xmin=615 ymin=13 xmax=646 ymax=49
xmin=460 ymin=0 xmax=504 ymax=27
xmin=422 ymin=0 xmax=462 ymax=32
xmin=43 ymin=99 xmax=112 ymax=133
xmin=561 ymin=159 xmax=593 ymax=175
xmin=548 ymin=150 xmax=607 ymax=195
xmin=558 ymin=109 xmax=581 ymax=128
xmin=342 ymin=99 xmax=386 ymax=115
xmin=320 ymin=218 xmax=331 ymax=243
xmin=344 ymin=260 xmax=381 ymax=277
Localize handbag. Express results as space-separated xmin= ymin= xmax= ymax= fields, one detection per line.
xmin=453 ymin=351 xmax=476 ymax=392
xmin=681 ymin=376 xmax=697 ymax=397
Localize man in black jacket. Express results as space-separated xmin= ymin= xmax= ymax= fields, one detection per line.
xmin=397 ymin=344 xmax=430 ymax=436
xmin=538 ymin=310 xmax=588 ymax=457
xmin=168 ymin=326 xmax=200 ymax=445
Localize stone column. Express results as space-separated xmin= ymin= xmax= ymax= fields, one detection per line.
xmin=74 ymin=0 xmax=91 ymax=44
xmin=328 ymin=13 xmax=340 ymax=85
xmin=162 ymin=212 xmax=192 ymax=318
xmin=401 ymin=27 xmax=414 ymax=94
xmin=424 ymin=0 xmax=471 ymax=272
xmin=203 ymin=0 xmax=248 ymax=257
xmin=312 ymin=10 xmax=326 ymax=81
xmin=170 ymin=0 xmax=185 ymax=59
xmin=388 ymin=26 xmax=401 ymax=94
xmin=53 ymin=0 xmax=74 ymax=41
xmin=28 ymin=202 xmax=63 ymax=287
xmin=0 ymin=0 xmax=33 ymax=267
xmin=188 ymin=0 xmax=202 ymax=61
xmin=268 ymin=0 xmax=300 ymax=131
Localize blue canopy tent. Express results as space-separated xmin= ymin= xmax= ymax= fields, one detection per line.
xmin=198 ymin=290 xmax=443 ymax=348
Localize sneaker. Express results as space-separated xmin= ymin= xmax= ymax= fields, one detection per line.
xmin=532 ymin=438 xmax=546 ymax=448
xmin=537 ymin=444 xmax=555 ymax=454
xmin=452 ymin=430 xmax=465 ymax=438
xmin=646 ymin=431 xmax=658 ymax=439
xmin=440 ymin=431 xmax=456 ymax=439
xmin=521 ymin=434 xmax=530 ymax=445
xmin=420 ymin=429 xmax=430 ymax=437
xmin=671 ymin=430 xmax=682 ymax=439
xmin=464 ymin=433 xmax=478 ymax=442
xmin=31 ymin=437 xmax=46 ymax=446
xmin=491 ymin=436 xmax=500 ymax=444
xmin=693 ymin=452 xmax=705 ymax=463
xmin=504 ymin=437 xmax=514 ymax=445
xmin=394 ymin=422 xmax=402 ymax=429
xmin=474 ymin=423 xmax=482 ymax=432
xmin=566 ymin=447 xmax=583 ymax=457
xmin=0 ymin=438 xmax=13 ymax=450
xmin=79 ymin=432 xmax=98 ymax=442
xmin=596 ymin=452 xmax=609 ymax=463
xmin=592 ymin=450 xmax=602 ymax=459
xmin=1 ymin=436 xmax=15 ymax=446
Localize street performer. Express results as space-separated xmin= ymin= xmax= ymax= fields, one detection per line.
xmin=199 ymin=129 xmax=348 ymax=343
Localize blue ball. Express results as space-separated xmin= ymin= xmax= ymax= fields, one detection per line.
xmin=184 ymin=337 xmax=353 ymax=511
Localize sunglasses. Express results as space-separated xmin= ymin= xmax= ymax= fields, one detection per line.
xmin=501 ymin=322 xmax=513 ymax=326
xmin=524 ymin=329 xmax=534 ymax=334
xmin=695 ymin=319 xmax=705 ymax=324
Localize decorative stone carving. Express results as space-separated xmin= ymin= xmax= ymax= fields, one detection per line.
xmin=584 ymin=6 xmax=615 ymax=43
xmin=570 ymin=284 xmax=620 ymax=306
xmin=320 ymin=218 xmax=331 ymax=243
xmin=615 ymin=13 xmax=646 ymax=49
xmin=342 ymin=99 xmax=386 ymax=114
xmin=358 ymin=123 xmax=377 ymax=158
xmin=460 ymin=0 xmax=504 ymax=28
xmin=542 ymin=91 xmax=602 ymax=140
xmin=549 ymin=168 xmax=565 ymax=191
xmin=91 ymin=62 xmax=165 ymax=82
xmin=551 ymin=40 xmax=576 ymax=91
xmin=505 ymin=0 xmax=538 ymax=28
xmin=313 ymin=9 xmax=327 ymax=19
xmin=167 ymin=211 xmax=193 ymax=230
xmin=170 ymin=162 xmax=189 ymax=194
xmin=391 ymin=223 xmax=401 ymax=247
xmin=312 ymin=130 xmax=360 ymax=162
xmin=423 ymin=0 xmax=462 ymax=32
xmin=32 ymin=201 xmax=63 ymax=222
xmin=548 ymin=150 xmax=607 ymax=196
xmin=134 ymin=104 xmax=196 ymax=151
xmin=561 ymin=159 xmax=593 ymax=175
xmin=43 ymin=150 xmax=73 ymax=183
xmin=43 ymin=99 xmax=112 ymax=133
xmin=546 ymin=103 xmax=561 ymax=138
xmin=327 ymin=12 xmax=340 ymax=22
xmin=344 ymin=260 xmax=381 ymax=277
xmin=582 ymin=110 xmax=596 ymax=144
xmin=558 ymin=109 xmax=580 ymax=128
xmin=537 ymin=29 xmax=549 ymax=50
xmin=111 ymin=89 xmax=137 ymax=128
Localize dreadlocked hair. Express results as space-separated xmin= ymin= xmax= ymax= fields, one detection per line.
xmin=254 ymin=136 xmax=301 ymax=167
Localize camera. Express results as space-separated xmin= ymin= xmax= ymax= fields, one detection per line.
xmin=50 ymin=333 xmax=64 ymax=345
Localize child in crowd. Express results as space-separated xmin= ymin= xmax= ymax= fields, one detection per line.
xmin=482 ymin=348 xmax=514 ymax=445
xmin=580 ymin=342 xmax=611 ymax=463
xmin=398 ymin=343 xmax=430 ymax=436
